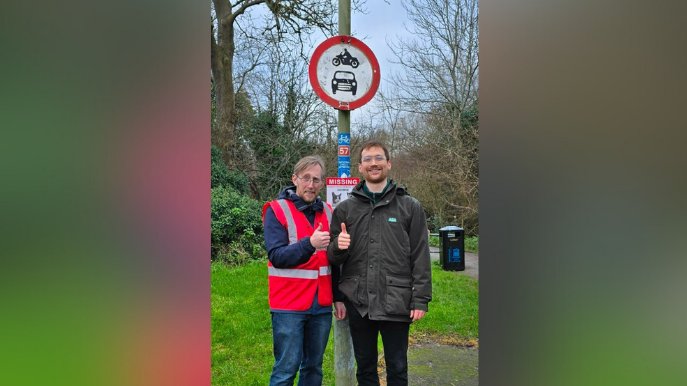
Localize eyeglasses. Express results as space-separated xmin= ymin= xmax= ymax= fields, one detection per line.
xmin=361 ymin=155 xmax=387 ymax=163
xmin=295 ymin=174 xmax=323 ymax=186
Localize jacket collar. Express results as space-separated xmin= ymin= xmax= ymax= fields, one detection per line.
xmin=278 ymin=185 xmax=324 ymax=212
xmin=352 ymin=179 xmax=408 ymax=201
xmin=363 ymin=179 xmax=390 ymax=204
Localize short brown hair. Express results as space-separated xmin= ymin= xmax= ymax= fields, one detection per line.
xmin=358 ymin=141 xmax=390 ymax=163
xmin=293 ymin=155 xmax=326 ymax=179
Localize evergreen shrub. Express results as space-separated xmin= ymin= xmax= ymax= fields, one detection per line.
xmin=211 ymin=186 xmax=265 ymax=264
xmin=211 ymin=146 xmax=250 ymax=194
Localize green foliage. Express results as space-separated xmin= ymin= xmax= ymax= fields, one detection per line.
xmin=428 ymin=214 xmax=442 ymax=233
xmin=211 ymin=186 xmax=265 ymax=264
xmin=429 ymin=235 xmax=478 ymax=253
xmin=211 ymin=144 xmax=223 ymax=164
xmin=211 ymin=145 xmax=250 ymax=194
xmin=211 ymin=79 xmax=217 ymax=132
xmin=242 ymin=110 xmax=310 ymax=200
xmin=211 ymin=163 xmax=250 ymax=194
xmin=247 ymin=111 xmax=288 ymax=159
xmin=464 ymin=236 xmax=479 ymax=253
xmin=234 ymin=89 xmax=256 ymax=131
xmin=460 ymin=106 xmax=478 ymax=130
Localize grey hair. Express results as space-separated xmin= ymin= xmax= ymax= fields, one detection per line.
xmin=293 ymin=155 xmax=326 ymax=179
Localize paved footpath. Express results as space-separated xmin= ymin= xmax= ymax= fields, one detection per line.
xmin=390 ymin=247 xmax=479 ymax=385
xmin=429 ymin=247 xmax=479 ymax=280
xmin=406 ymin=343 xmax=478 ymax=386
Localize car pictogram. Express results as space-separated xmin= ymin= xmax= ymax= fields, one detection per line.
xmin=331 ymin=71 xmax=357 ymax=95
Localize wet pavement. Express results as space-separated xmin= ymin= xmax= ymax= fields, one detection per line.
xmin=392 ymin=247 xmax=480 ymax=385
xmin=407 ymin=343 xmax=478 ymax=386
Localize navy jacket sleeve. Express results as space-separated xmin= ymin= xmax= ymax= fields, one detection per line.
xmin=264 ymin=206 xmax=317 ymax=268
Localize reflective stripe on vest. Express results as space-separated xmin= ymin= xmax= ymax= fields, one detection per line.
xmin=275 ymin=199 xmax=298 ymax=246
xmin=322 ymin=204 xmax=332 ymax=228
xmin=268 ymin=267 xmax=318 ymax=279
xmin=267 ymin=266 xmax=332 ymax=279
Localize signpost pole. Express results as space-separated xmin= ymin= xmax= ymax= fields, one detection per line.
xmin=334 ymin=1 xmax=356 ymax=385
xmin=338 ymin=0 xmax=351 ymax=148
xmin=337 ymin=0 xmax=351 ymax=178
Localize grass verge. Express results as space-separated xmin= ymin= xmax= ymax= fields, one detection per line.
xmin=212 ymin=259 xmax=478 ymax=385
xmin=410 ymin=260 xmax=479 ymax=346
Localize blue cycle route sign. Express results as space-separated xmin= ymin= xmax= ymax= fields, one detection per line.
xmin=337 ymin=133 xmax=351 ymax=177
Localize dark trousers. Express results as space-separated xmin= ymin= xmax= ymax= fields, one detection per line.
xmin=344 ymin=298 xmax=410 ymax=386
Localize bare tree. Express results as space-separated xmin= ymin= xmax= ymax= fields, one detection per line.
xmin=211 ymin=0 xmax=338 ymax=163
xmin=388 ymin=0 xmax=478 ymax=119
xmin=384 ymin=0 xmax=479 ymax=234
xmin=232 ymin=28 xmax=342 ymax=200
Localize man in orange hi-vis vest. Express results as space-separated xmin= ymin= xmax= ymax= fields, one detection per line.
xmin=262 ymin=155 xmax=346 ymax=386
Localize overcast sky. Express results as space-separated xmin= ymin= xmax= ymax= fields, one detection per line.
xmin=239 ymin=1 xmax=414 ymax=89
xmin=236 ymin=1 xmax=416 ymax=120
xmin=351 ymin=0 xmax=413 ymax=88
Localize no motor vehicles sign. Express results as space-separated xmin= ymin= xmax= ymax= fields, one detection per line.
xmin=309 ymin=35 xmax=381 ymax=110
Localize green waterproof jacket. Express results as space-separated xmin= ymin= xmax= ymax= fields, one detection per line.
xmin=327 ymin=180 xmax=432 ymax=322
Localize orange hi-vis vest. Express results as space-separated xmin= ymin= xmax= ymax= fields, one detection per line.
xmin=262 ymin=199 xmax=333 ymax=311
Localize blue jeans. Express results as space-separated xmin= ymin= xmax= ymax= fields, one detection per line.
xmin=269 ymin=312 xmax=333 ymax=386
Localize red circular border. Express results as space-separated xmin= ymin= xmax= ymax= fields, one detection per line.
xmin=309 ymin=35 xmax=381 ymax=110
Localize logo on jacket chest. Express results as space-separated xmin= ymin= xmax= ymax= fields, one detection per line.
xmin=388 ymin=217 xmax=397 ymax=223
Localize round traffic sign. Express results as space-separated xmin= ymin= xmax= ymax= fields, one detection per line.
xmin=309 ymin=35 xmax=381 ymax=110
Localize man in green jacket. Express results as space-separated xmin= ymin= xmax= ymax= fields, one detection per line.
xmin=327 ymin=141 xmax=432 ymax=386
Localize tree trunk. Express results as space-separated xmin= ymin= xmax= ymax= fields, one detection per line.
xmin=212 ymin=1 xmax=239 ymax=163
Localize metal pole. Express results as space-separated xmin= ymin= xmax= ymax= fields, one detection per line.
xmin=337 ymin=0 xmax=351 ymax=178
xmin=335 ymin=1 xmax=356 ymax=385
xmin=338 ymin=112 xmax=350 ymax=149
xmin=338 ymin=0 xmax=351 ymax=145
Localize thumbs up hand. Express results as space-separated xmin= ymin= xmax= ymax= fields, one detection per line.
xmin=338 ymin=222 xmax=351 ymax=250
xmin=310 ymin=222 xmax=330 ymax=250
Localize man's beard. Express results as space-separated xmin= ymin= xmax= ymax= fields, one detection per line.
xmin=364 ymin=167 xmax=386 ymax=183
xmin=301 ymin=190 xmax=317 ymax=203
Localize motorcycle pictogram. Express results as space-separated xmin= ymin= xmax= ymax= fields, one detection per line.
xmin=331 ymin=49 xmax=359 ymax=68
